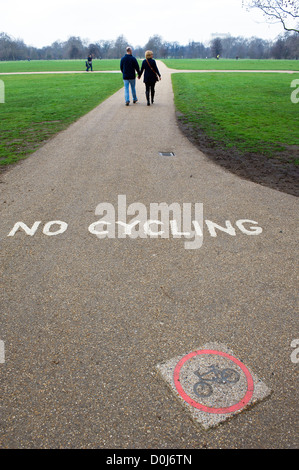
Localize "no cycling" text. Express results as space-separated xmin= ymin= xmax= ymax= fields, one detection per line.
xmin=6 ymin=195 xmax=263 ymax=250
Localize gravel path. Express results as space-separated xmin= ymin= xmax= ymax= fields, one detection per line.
xmin=0 ymin=62 xmax=298 ymax=449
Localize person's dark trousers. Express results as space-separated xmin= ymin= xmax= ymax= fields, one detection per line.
xmin=145 ymin=83 xmax=155 ymax=105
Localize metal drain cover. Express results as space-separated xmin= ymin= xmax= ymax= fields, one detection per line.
xmin=159 ymin=152 xmax=175 ymax=156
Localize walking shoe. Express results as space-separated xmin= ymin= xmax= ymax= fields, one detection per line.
xmin=125 ymin=102 xmax=130 ymax=106
xmin=133 ymin=100 xmax=138 ymax=103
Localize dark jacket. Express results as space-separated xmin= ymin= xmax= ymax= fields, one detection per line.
xmin=120 ymin=54 xmax=140 ymax=80
xmin=140 ymin=58 xmax=161 ymax=83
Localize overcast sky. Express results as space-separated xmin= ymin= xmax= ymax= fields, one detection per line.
xmin=1 ymin=0 xmax=284 ymax=48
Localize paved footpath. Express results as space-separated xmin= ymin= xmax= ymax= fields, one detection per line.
xmin=0 ymin=62 xmax=298 ymax=448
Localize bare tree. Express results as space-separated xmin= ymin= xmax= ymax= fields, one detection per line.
xmin=113 ymin=35 xmax=128 ymax=58
xmin=211 ymin=37 xmax=223 ymax=58
xmin=64 ymin=37 xmax=86 ymax=59
xmin=144 ymin=35 xmax=164 ymax=57
xmin=243 ymin=0 xmax=299 ymax=33
xmin=88 ymin=43 xmax=101 ymax=58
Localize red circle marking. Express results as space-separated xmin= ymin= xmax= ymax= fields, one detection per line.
xmin=173 ymin=349 xmax=254 ymax=414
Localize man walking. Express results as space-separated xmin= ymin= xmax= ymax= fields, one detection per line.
xmin=120 ymin=47 xmax=140 ymax=106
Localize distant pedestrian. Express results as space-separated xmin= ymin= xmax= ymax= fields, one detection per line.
xmin=120 ymin=47 xmax=141 ymax=106
xmin=86 ymin=54 xmax=92 ymax=71
xmin=139 ymin=50 xmax=161 ymax=106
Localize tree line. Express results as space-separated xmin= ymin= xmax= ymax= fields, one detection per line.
xmin=0 ymin=32 xmax=298 ymax=61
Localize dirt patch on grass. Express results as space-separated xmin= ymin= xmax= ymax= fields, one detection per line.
xmin=176 ymin=112 xmax=299 ymax=198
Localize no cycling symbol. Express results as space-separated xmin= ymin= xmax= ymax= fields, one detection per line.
xmin=157 ymin=344 xmax=271 ymax=429
xmin=173 ymin=349 xmax=254 ymax=414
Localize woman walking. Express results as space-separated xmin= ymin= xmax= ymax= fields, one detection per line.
xmin=139 ymin=50 xmax=161 ymax=106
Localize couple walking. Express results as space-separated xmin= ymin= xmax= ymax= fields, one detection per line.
xmin=120 ymin=47 xmax=161 ymax=106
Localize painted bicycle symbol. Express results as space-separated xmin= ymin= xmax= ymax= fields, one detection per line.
xmin=193 ymin=365 xmax=240 ymax=398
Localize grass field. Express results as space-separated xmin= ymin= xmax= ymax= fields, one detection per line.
xmin=1 ymin=58 xmax=298 ymax=73
xmin=172 ymin=72 xmax=299 ymax=164
xmin=1 ymin=59 xmax=298 ymax=173
xmin=0 ymin=59 xmax=121 ymax=73
xmin=163 ymin=59 xmax=299 ymax=71
xmin=0 ymin=73 xmax=123 ymax=167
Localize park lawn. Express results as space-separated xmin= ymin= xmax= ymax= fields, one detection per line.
xmin=172 ymin=73 xmax=299 ymax=163
xmin=0 ymin=73 xmax=123 ymax=167
xmin=0 ymin=59 xmax=121 ymax=73
xmin=163 ymin=59 xmax=299 ymax=71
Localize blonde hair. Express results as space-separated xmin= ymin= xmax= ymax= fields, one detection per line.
xmin=145 ymin=50 xmax=153 ymax=59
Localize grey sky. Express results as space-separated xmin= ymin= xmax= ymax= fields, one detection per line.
xmin=1 ymin=0 xmax=284 ymax=48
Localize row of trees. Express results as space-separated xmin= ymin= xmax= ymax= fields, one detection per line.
xmin=0 ymin=31 xmax=298 ymax=61
xmin=210 ymin=33 xmax=298 ymax=59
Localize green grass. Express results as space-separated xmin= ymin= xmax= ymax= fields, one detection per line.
xmin=0 ymin=59 xmax=121 ymax=73
xmin=172 ymin=73 xmax=299 ymax=162
xmin=163 ymin=59 xmax=299 ymax=71
xmin=1 ymin=64 xmax=298 ymax=171
xmin=0 ymin=73 xmax=123 ymax=166
xmin=1 ymin=58 xmax=298 ymax=73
